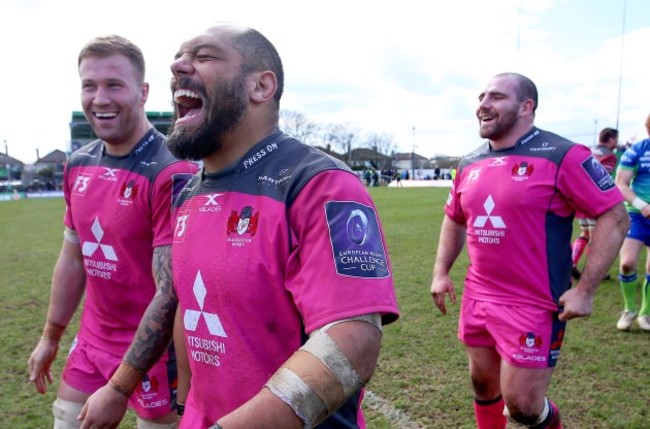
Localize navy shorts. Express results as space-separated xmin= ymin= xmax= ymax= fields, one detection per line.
xmin=627 ymin=212 xmax=650 ymax=246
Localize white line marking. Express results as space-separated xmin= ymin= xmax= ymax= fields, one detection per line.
xmin=364 ymin=390 xmax=425 ymax=429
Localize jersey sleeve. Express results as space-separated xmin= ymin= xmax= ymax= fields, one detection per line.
xmin=444 ymin=170 xmax=466 ymax=224
xmin=150 ymin=161 xmax=199 ymax=248
xmin=285 ymin=169 xmax=399 ymax=333
xmin=618 ymin=144 xmax=639 ymax=171
xmin=618 ymin=140 xmax=650 ymax=204
xmin=557 ymin=144 xmax=624 ymax=218
xmin=62 ymin=162 xmax=75 ymax=230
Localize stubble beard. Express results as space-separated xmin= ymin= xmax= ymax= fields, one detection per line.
xmin=479 ymin=109 xmax=519 ymax=141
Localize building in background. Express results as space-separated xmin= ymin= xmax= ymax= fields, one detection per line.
xmin=69 ymin=111 xmax=173 ymax=153
xmin=0 ymin=151 xmax=24 ymax=192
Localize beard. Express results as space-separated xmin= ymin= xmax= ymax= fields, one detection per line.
xmin=167 ymin=74 xmax=248 ymax=161
xmin=478 ymin=107 xmax=519 ymax=141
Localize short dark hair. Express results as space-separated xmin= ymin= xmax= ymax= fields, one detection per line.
xmin=599 ymin=128 xmax=618 ymax=143
xmin=495 ymin=72 xmax=538 ymax=112
xmin=233 ymin=29 xmax=284 ymax=105
xmin=78 ymin=35 xmax=145 ymax=84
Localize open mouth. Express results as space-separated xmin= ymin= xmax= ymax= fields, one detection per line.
xmin=174 ymin=89 xmax=203 ymax=121
xmin=93 ymin=112 xmax=118 ymax=120
xmin=479 ymin=113 xmax=496 ymax=123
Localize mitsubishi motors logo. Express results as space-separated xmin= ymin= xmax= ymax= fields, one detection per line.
xmin=474 ymin=195 xmax=506 ymax=228
xmin=184 ymin=271 xmax=228 ymax=337
xmin=82 ymin=218 xmax=118 ymax=260
xmin=473 ymin=195 xmax=506 ymax=244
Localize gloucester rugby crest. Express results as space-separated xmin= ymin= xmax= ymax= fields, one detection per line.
xmin=227 ymin=206 xmax=259 ymax=236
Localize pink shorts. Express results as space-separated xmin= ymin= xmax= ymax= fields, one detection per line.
xmin=63 ymin=337 xmax=177 ymax=419
xmin=458 ymin=297 xmax=566 ymax=368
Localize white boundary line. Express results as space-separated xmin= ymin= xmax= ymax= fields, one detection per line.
xmin=364 ymin=390 xmax=425 ymax=429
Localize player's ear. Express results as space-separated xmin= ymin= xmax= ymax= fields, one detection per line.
xmin=520 ymin=98 xmax=534 ymax=116
xmin=250 ymin=70 xmax=277 ymax=104
xmin=140 ymin=82 xmax=150 ymax=106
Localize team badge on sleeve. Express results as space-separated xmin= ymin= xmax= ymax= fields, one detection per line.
xmin=581 ymin=156 xmax=615 ymax=191
xmin=325 ymin=201 xmax=389 ymax=278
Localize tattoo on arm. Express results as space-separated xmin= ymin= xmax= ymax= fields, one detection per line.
xmin=124 ymin=245 xmax=178 ymax=371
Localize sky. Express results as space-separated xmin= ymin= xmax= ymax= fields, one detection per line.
xmin=1 ymin=0 xmax=648 ymax=164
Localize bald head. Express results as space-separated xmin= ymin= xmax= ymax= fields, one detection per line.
xmin=492 ymin=72 xmax=538 ymax=113
xmin=194 ymin=23 xmax=284 ymax=105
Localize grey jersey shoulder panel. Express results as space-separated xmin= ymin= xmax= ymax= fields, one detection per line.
xmin=65 ymin=129 xmax=179 ymax=183
xmin=459 ymin=128 xmax=576 ymax=171
xmin=175 ymin=131 xmax=354 ymax=207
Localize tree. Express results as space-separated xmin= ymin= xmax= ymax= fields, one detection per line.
xmin=430 ymin=155 xmax=462 ymax=169
xmin=320 ymin=123 xmax=360 ymax=162
xmin=363 ymin=132 xmax=396 ymax=157
xmin=37 ymin=165 xmax=54 ymax=180
xmin=280 ymin=110 xmax=319 ymax=145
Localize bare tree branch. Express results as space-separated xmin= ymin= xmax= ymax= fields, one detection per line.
xmin=280 ymin=110 xmax=320 ymax=145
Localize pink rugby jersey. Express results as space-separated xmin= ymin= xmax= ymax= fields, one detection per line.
xmin=171 ymin=131 xmax=400 ymax=429
xmin=63 ymin=129 xmax=198 ymax=354
xmin=446 ymin=127 xmax=623 ymax=311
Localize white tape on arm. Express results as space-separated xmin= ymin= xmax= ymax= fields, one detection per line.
xmin=316 ymin=313 xmax=382 ymax=334
xmin=266 ymin=367 xmax=326 ymax=429
xmin=300 ymin=330 xmax=362 ymax=398
xmin=265 ymin=314 xmax=381 ymax=428
xmin=632 ymin=197 xmax=648 ymax=211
